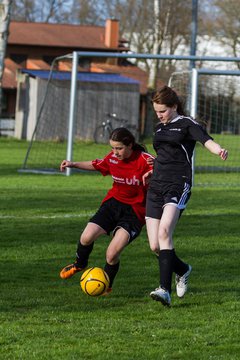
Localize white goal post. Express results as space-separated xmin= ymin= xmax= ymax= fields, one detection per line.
xmin=19 ymin=51 xmax=240 ymax=186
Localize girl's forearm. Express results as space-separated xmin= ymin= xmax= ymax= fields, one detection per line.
xmin=204 ymin=140 xmax=228 ymax=160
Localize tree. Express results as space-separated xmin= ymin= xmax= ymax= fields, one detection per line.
xmin=0 ymin=0 xmax=13 ymax=117
xmin=198 ymin=0 xmax=240 ymax=69
xmin=66 ymin=0 xmax=105 ymax=25
xmin=120 ymin=0 xmax=192 ymax=84
xmin=10 ymin=0 xmax=106 ymax=24
xmin=11 ymin=0 xmax=74 ymax=23
xmin=213 ymin=0 xmax=240 ymax=69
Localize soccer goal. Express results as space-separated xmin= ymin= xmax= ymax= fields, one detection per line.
xmin=169 ymin=68 xmax=240 ymax=186
xmin=19 ymin=52 xmax=240 ymax=186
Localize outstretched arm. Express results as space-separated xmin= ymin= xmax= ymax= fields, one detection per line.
xmin=60 ymin=160 xmax=95 ymax=172
xmin=204 ymin=140 xmax=228 ymax=161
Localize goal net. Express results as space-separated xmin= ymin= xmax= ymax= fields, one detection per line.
xmin=169 ymin=69 xmax=240 ymax=186
xmin=18 ymin=55 xmax=240 ymax=186
xmin=18 ymin=66 xmax=140 ymax=174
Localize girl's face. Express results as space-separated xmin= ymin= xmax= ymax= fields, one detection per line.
xmin=153 ymin=102 xmax=177 ymax=124
xmin=109 ymin=140 xmax=133 ymax=160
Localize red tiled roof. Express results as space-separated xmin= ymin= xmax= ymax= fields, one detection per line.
xmin=91 ymin=62 xmax=147 ymax=94
xmin=91 ymin=63 xmax=164 ymax=95
xmin=8 ymin=21 xmax=127 ymax=50
xmin=58 ymin=60 xmax=87 ymax=72
xmin=4 ymin=22 xmax=162 ymax=94
xmin=2 ymin=58 xmax=20 ymax=88
xmin=26 ymin=58 xmax=50 ymax=70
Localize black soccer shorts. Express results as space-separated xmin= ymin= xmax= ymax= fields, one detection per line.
xmin=89 ymin=197 xmax=143 ymax=243
xmin=146 ymin=181 xmax=192 ymax=219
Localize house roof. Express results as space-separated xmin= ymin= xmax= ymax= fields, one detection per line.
xmin=2 ymin=58 xmax=20 ymax=88
xmin=3 ymin=21 xmax=154 ymax=94
xmin=91 ymin=63 xmax=164 ymax=95
xmin=26 ymin=58 xmax=50 ymax=70
xmin=8 ymin=21 xmax=127 ymax=50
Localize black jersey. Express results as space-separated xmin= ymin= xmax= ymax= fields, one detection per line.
xmin=151 ymin=115 xmax=213 ymax=184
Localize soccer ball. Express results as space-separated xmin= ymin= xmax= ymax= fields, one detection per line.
xmin=80 ymin=267 xmax=110 ymax=297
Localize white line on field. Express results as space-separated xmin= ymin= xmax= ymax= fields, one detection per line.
xmin=0 ymin=213 xmax=94 ymax=219
xmin=0 ymin=212 xmax=238 ymax=220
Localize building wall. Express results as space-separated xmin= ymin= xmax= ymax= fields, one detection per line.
xmin=15 ymin=74 xmax=140 ymax=141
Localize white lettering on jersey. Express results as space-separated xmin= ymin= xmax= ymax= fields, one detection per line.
xmin=109 ymin=159 xmax=118 ymax=164
xmin=126 ymin=175 xmax=140 ymax=186
xmin=112 ymin=175 xmax=125 ymax=183
xmin=112 ymin=175 xmax=140 ymax=186
xmin=169 ymin=128 xmax=181 ymax=131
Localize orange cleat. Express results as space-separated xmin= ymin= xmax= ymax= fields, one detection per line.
xmin=60 ymin=263 xmax=84 ymax=279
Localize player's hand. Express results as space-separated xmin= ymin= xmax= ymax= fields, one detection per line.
xmin=219 ymin=149 xmax=228 ymax=161
xmin=60 ymin=160 xmax=72 ymax=172
xmin=142 ymin=170 xmax=153 ymax=186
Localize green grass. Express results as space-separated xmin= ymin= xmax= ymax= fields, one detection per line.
xmin=0 ymin=138 xmax=240 ymax=360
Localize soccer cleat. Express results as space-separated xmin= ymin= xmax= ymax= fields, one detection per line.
xmin=60 ymin=262 xmax=84 ymax=279
xmin=175 ymin=265 xmax=192 ymax=298
xmin=150 ymin=287 xmax=171 ymax=306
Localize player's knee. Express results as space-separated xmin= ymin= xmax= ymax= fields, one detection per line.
xmin=158 ymin=226 xmax=170 ymax=242
xmin=106 ymin=248 xmax=118 ymax=264
xmin=80 ymin=233 xmax=92 ymax=246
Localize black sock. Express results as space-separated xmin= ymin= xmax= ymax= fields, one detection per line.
xmin=172 ymin=249 xmax=189 ymax=276
xmin=159 ymin=249 xmax=175 ymax=293
xmin=75 ymin=242 xmax=94 ymax=268
xmin=104 ymin=262 xmax=120 ymax=288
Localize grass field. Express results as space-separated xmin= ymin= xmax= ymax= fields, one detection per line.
xmin=0 ymin=138 xmax=239 ymax=360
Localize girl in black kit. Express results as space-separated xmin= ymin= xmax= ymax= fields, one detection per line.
xmin=143 ymin=85 xmax=228 ymax=306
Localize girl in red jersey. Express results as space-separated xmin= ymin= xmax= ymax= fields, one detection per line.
xmin=59 ymin=127 xmax=154 ymax=293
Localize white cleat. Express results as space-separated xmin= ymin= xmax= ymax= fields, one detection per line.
xmin=175 ymin=265 xmax=192 ymax=298
xmin=150 ymin=286 xmax=171 ymax=306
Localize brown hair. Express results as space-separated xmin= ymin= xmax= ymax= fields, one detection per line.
xmin=152 ymin=85 xmax=186 ymax=116
xmin=110 ymin=127 xmax=146 ymax=152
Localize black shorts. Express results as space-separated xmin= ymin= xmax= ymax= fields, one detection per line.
xmin=146 ymin=181 xmax=191 ymax=219
xmin=89 ymin=197 xmax=143 ymax=243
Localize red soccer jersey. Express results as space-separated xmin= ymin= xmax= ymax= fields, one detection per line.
xmin=92 ymin=150 xmax=154 ymax=224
